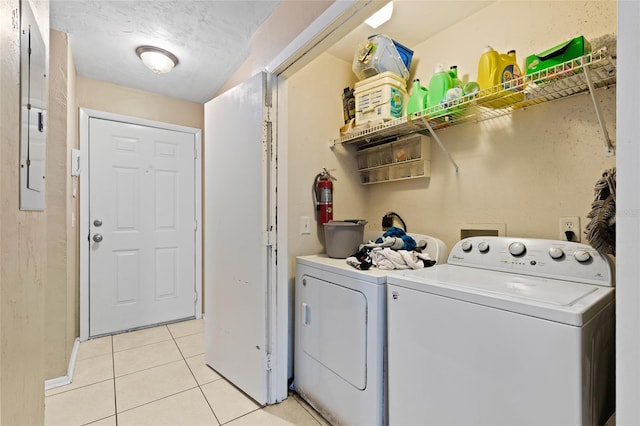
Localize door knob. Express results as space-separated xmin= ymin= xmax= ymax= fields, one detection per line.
xmin=93 ymin=219 xmax=103 ymax=227
xmin=93 ymin=234 xmax=103 ymax=243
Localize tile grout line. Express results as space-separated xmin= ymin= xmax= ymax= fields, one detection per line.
xmin=114 ymin=386 xmax=201 ymax=417
xmin=292 ymin=393 xmax=327 ymax=426
xmin=218 ymin=406 xmax=264 ymax=426
xmin=172 ymin=323 xmax=223 ymax=425
xmin=112 ymin=334 xmax=174 ymax=354
xmin=111 ymin=335 xmax=119 ymax=426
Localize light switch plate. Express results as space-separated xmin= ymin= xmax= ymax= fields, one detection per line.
xmin=71 ymin=149 xmax=81 ymax=176
xmin=300 ymin=216 xmax=311 ymax=235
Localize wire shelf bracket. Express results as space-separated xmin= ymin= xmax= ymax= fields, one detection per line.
xmin=418 ymin=116 xmax=459 ymax=174
xmin=583 ymin=64 xmax=615 ymax=156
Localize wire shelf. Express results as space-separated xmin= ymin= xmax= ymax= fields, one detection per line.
xmin=333 ymin=48 xmax=616 ymax=146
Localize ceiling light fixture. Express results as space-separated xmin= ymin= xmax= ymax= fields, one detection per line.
xmin=135 ymin=45 xmax=179 ymax=74
xmin=365 ymin=1 xmax=394 ymax=29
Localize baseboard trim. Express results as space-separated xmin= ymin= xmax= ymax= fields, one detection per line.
xmin=44 ymin=338 xmax=80 ymax=391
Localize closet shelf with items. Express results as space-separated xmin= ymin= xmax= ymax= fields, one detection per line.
xmin=332 ymin=48 xmax=617 ymax=160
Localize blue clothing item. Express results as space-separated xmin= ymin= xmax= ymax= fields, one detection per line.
xmin=375 ymin=227 xmax=417 ymax=251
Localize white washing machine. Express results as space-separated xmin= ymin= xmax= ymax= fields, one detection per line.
xmin=294 ymin=233 xmax=447 ymax=426
xmin=386 ymin=236 xmax=615 ymax=426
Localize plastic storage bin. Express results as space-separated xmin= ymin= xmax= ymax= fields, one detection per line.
xmin=354 ymin=72 xmax=407 ymax=126
xmin=391 ymin=39 xmax=414 ymax=71
xmin=323 ymin=220 xmax=368 ymax=258
xmin=356 ymin=134 xmax=431 ymax=185
xmin=353 ymin=34 xmax=410 ymax=81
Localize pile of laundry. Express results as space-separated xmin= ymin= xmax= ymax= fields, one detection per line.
xmin=346 ymin=227 xmax=436 ymax=270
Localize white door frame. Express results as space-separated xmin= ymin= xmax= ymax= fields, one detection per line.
xmin=262 ymin=0 xmax=383 ymax=400
xmin=79 ymin=108 xmax=203 ymax=341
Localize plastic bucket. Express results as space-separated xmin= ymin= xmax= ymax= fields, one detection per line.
xmin=323 ymin=220 xmax=368 ymax=258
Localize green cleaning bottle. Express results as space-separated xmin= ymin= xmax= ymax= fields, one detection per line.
xmin=426 ymin=64 xmax=453 ymax=109
xmin=448 ymin=65 xmax=463 ymax=89
xmin=406 ymin=79 xmax=429 ymax=116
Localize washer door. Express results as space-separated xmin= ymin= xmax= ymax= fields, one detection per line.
xmin=299 ymin=275 xmax=367 ymax=390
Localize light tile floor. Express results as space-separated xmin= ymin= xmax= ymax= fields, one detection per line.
xmin=45 ymin=319 xmax=329 ymax=426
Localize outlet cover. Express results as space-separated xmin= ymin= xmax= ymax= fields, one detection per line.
xmin=559 ymin=216 xmax=580 ymax=242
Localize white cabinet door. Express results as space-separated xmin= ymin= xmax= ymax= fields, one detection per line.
xmin=204 ymin=72 xmax=276 ymax=405
xmin=89 ymin=118 xmax=196 ymax=336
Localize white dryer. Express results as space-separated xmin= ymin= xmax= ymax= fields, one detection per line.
xmin=294 ymin=233 xmax=447 ymax=426
xmin=386 ymin=236 xmax=615 ymax=426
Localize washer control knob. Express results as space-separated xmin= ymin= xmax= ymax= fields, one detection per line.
xmin=509 ymin=242 xmax=526 ymax=257
xmin=548 ymin=247 xmax=565 ymax=259
xmin=478 ymin=242 xmax=490 ymax=253
xmin=574 ymin=250 xmax=592 ymax=263
xmin=461 ymin=240 xmax=473 ymax=252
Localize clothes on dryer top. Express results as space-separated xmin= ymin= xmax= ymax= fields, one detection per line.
xmin=370 ymin=227 xmax=418 ymax=251
xmin=347 ymin=227 xmax=435 ymax=270
xmin=346 ymin=246 xmax=435 ymax=270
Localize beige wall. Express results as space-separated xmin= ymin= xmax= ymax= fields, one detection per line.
xmin=288 ymin=0 xmax=616 ymax=259
xmin=0 ymin=0 xmax=49 ymax=423
xmin=367 ymin=0 xmax=616 ymax=250
xmin=66 ymin=29 xmax=79 ymax=382
xmin=45 ymin=29 xmax=77 ymax=380
xmin=287 ymin=52 xmax=363 ymax=264
xmin=216 ymin=0 xmax=333 ymax=97
xmin=76 ymin=77 xmax=204 ymax=129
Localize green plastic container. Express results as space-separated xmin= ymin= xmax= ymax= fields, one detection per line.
xmin=525 ymin=36 xmax=591 ymax=76
xmin=426 ymin=64 xmax=453 ymax=109
xmin=406 ymin=79 xmax=429 ymax=116
xmin=448 ymin=65 xmax=463 ymax=89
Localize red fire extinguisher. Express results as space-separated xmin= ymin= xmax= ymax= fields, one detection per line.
xmin=314 ymin=168 xmax=334 ymax=225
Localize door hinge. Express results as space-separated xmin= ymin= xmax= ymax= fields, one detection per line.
xmin=194 ymin=292 xmax=198 ymax=303
xmin=263 ymin=228 xmax=275 ymax=247
xmin=194 ymin=220 xmax=198 ymax=231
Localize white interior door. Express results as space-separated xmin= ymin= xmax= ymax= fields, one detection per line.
xmin=88 ymin=117 xmax=197 ymax=336
xmin=204 ymin=71 xmax=276 ymax=405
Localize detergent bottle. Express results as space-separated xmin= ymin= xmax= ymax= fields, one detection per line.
xmin=406 ymin=79 xmax=429 ymax=116
xmin=426 ymin=64 xmax=453 ymax=109
xmin=502 ymin=50 xmax=523 ymax=92
xmin=478 ymin=46 xmax=523 ymax=91
xmin=477 ymin=46 xmax=501 ymax=91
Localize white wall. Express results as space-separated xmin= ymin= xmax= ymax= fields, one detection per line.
xmin=616 ymin=1 xmax=640 ymax=423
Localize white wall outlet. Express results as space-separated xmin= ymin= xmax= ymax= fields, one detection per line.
xmin=559 ymin=216 xmax=580 ymax=242
xmin=300 ymin=216 xmax=311 ymax=235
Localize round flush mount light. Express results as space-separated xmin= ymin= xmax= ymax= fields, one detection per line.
xmin=135 ymin=45 xmax=179 ymax=74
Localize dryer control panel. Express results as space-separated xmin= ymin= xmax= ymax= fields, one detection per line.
xmin=448 ymin=237 xmax=614 ymax=286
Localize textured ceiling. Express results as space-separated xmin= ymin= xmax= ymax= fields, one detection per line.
xmin=50 ymin=0 xmax=281 ymax=103
xmin=50 ymin=0 xmax=494 ymax=104
xmin=327 ymin=0 xmax=494 ymax=66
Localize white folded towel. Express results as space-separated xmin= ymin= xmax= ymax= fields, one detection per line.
xmin=371 ymin=247 xmax=433 ymax=270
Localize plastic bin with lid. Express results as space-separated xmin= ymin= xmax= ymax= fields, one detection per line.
xmin=354 ymin=72 xmax=407 ymax=126
xmin=352 ymin=34 xmax=410 ymax=81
